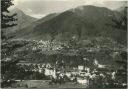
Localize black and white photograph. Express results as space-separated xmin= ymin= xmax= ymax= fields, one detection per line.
xmin=1 ymin=0 xmax=127 ymax=88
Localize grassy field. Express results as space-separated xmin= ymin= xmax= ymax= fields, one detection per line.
xmin=10 ymin=80 xmax=88 ymax=88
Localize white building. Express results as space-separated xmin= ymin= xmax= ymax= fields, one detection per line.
xmin=44 ymin=68 xmax=56 ymax=78
xmin=77 ymin=77 xmax=89 ymax=85
xmin=78 ymin=65 xmax=84 ymax=71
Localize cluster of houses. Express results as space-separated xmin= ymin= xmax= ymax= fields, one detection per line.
xmin=31 ymin=40 xmax=67 ymax=51
xmin=17 ymin=58 xmax=116 ymax=85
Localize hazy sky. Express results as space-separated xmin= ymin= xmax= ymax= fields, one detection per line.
xmin=12 ymin=0 xmax=127 ymax=18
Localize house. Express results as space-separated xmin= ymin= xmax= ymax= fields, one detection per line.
xmin=78 ymin=65 xmax=84 ymax=71
xmin=44 ymin=68 xmax=57 ymax=78
xmin=65 ymin=72 xmax=72 ymax=78
xmin=84 ymin=67 xmax=90 ymax=72
xmin=77 ymin=77 xmax=89 ymax=85
xmin=78 ymin=65 xmax=90 ymax=72
xmin=45 ymin=68 xmax=54 ymax=75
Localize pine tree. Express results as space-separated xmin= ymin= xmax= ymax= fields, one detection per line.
xmin=1 ymin=0 xmax=19 ymax=87
xmin=1 ymin=0 xmax=17 ymax=28
xmin=1 ymin=0 xmax=17 ymax=40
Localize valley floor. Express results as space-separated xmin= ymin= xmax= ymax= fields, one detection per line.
xmin=8 ymin=80 xmax=88 ymax=88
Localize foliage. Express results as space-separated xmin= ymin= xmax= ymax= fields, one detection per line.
xmin=1 ymin=0 xmax=19 ymax=87
xmin=111 ymin=7 xmax=127 ymax=31
xmin=115 ymin=51 xmax=127 ymax=84
xmin=1 ymin=0 xmax=17 ymax=41
xmin=111 ymin=7 xmax=127 ymax=85
xmin=1 ymin=58 xmax=19 ymax=87
xmin=1 ymin=0 xmax=17 ymax=28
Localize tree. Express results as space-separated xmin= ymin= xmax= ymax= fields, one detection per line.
xmin=1 ymin=0 xmax=19 ymax=87
xmin=1 ymin=58 xmax=19 ymax=86
xmin=112 ymin=7 xmax=127 ymax=31
xmin=1 ymin=0 xmax=17 ymax=40
xmin=1 ymin=0 xmax=17 ymax=28
xmin=111 ymin=7 xmax=127 ymax=87
xmin=115 ymin=51 xmax=127 ymax=85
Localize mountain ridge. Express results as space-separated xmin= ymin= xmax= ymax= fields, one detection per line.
xmin=13 ymin=5 xmax=127 ymax=45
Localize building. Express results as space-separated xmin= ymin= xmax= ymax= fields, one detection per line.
xmin=78 ymin=65 xmax=84 ymax=71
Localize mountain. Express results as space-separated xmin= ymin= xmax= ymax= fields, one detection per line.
xmin=34 ymin=13 xmax=59 ymax=25
xmin=3 ymin=8 xmax=37 ymax=35
xmin=12 ymin=13 xmax=59 ymax=40
xmin=14 ymin=5 xmax=127 ymax=45
xmin=13 ymin=13 xmax=59 ymax=40
xmin=115 ymin=6 xmax=127 ymax=12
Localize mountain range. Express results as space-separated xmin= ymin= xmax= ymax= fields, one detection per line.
xmin=12 ymin=5 xmax=127 ymax=45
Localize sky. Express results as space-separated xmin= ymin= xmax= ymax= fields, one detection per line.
xmin=12 ymin=0 xmax=127 ymax=18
